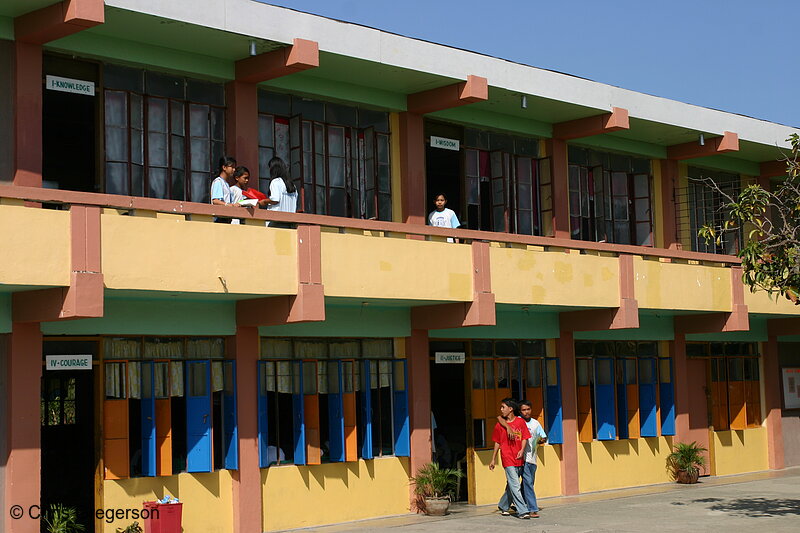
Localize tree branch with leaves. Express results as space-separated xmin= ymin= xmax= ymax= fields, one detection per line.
xmin=698 ymin=133 xmax=800 ymax=304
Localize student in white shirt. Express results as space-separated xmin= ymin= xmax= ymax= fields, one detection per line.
xmin=264 ymin=157 xmax=298 ymax=228
xmin=496 ymin=400 xmax=547 ymax=518
xmin=428 ymin=193 xmax=460 ymax=242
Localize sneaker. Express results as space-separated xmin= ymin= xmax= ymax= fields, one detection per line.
xmin=517 ymin=513 xmax=531 ymax=519
xmin=530 ymin=512 xmax=540 ymax=518
xmin=499 ymin=509 xmax=511 ymax=516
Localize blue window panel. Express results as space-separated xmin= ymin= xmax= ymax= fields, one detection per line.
xmin=659 ymin=358 xmax=676 ymax=436
xmin=594 ymin=357 xmax=616 ymax=441
xmin=545 ymin=358 xmax=563 ymax=444
xmin=392 ymin=360 xmax=410 ymax=457
xmin=327 ymin=360 xmax=345 ymax=463
xmin=639 ymin=357 xmax=658 ymax=437
xmin=515 ymin=358 xmax=524 ymax=400
xmin=292 ymin=360 xmax=306 ymax=465
xmin=616 ymin=360 xmax=629 ymax=440
xmin=257 ymin=361 xmax=269 ymax=468
xmin=361 ymin=360 xmax=373 ymax=460
xmin=140 ymin=361 xmax=156 ymax=477
xmin=186 ymin=360 xmax=212 ymax=473
xmin=222 ymin=361 xmax=238 ymax=470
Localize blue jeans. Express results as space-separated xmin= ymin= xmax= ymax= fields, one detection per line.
xmin=498 ymin=465 xmax=528 ymax=515
xmin=522 ymin=462 xmax=539 ymax=512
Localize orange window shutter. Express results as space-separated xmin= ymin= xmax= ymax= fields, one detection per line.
xmin=343 ymin=391 xmax=357 ymax=461
xmin=745 ymin=380 xmax=761 ymax=427
xmin=304 ymin=394 xmax=321 ymax=465
xmin=626 ymin=384 xmax=640 ymax=439
xmin=155 ymin=398 xmax=172 ymax=476
xmin=103 ymin=399 xmax=129 ymax=479
xmin=526 ymin=387 xmax=545 ymax=427
xmin=472 ymin=388 xmax=486 ymax=420
xmin=577 ymin=386 xmax=593 ymax=443
xmin=728 ymin=380 xmax=746 ymax=430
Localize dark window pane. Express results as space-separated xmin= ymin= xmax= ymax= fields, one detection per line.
xmin=191 ymin=172 xmax=209 ymax=203
xmin=148 ymin=132 xmax=167 ymax=167
xmin=148 ymin=167 xmax=168 ymax=198
xmin=326 ymin=103 xmax=357 ymax=126
xmin=106 ymin=162 xmax=128 ymax=195
xmin=146 ymin=72 xmax=184 ymax=99
xmin=187 ymin=79 xmax=224 ymax=106
xmin=259 ymin=90 xmax=291 ymax=116
xmin=358 ymin=109 xmax=389 ymax=133
xmin=171 ymin=169 xmax=185 ymax=201
xmin=104 ymin=64 xmax=144 ymax=92
xmin=292 ymin=97 xmax=324 ymax=121
xmin=131 ymin=164 xmax=144 ymax=196
xmin=189 ymin=105 xmax=209 ymax=138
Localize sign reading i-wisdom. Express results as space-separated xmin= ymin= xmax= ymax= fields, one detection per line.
xmin=430 ymin=136 xmax=460 ymax=151
xmin=45 ymin=75 xmax=96 ymax=96
xmin=46 ymin=354 xmax=92 ymax=370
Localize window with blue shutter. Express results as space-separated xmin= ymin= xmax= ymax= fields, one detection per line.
xmin=222 ymin=360 xmax=238 ymax=469
xmin=545 ymin=358 xmax=563 ymax=444
xmin=639 ymin=357 xmax=658 ymax=437
xmin=257 ymin=361 xmax=270 ymax=468
xmin=392 ymin=359 xmax=410 ymax=457
xmin=186 ymin=360 xmax=212 ymax=472
xmin=659 ymin=357 xmax=675 ymax=436
xmin=594 ymin=357 xmax=616 ymax=441
xmin=140 ymin=361 xmax=157 ymax=477
xmin=326 ymin=360 xmax=345 ymax=462
xmin=292 ymin=359 xmax=306 ymax=465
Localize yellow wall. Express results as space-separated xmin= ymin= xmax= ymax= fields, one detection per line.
xmin=744 ymin=290 xmax=800 ymax=315
xmin=491 ymin=248 xmax=619 ymax=308
xmin=102 ymin=213 xmax=297 ymax=294
xmin=711 ymin=428 xmax=769 ymax=476
xmin=471 ymin=447 xmax=561 ymax=506
xmin=577 ymin=437 xmax=673 ymax=493
xmin=262 ymin=457 xmax=410 ymax=531
xmin=635 ymin=257 xmax=731 ymax=312
xmin=102 ymin=471 xmax=233 ymax=533
xmin=321 ymin=233 xmax=473 ymax=301
xmin=0 ymin=204 xmax=70 ymax=287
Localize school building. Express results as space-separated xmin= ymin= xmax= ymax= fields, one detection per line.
xmin=1 ymin=1 xmax=800 ymax=532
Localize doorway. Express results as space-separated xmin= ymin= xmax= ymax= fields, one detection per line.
xmin=41 ymin=340 xmax=98 ymax=531
xmin=425 ymin=121 xmax=463 ymax=225
xmin=429 ymin=341 xmax=468 ymax=501
xmin=42 ymin=55 xmax=98 ymax=192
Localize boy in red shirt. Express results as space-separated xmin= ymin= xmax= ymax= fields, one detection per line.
xmin=488 ymin=398 xmax=531 ymax=519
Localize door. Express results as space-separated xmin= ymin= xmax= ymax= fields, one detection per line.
xmin=429 ymin=341 xmax=468 ymax=501
xmin=687 ymin=358 xmax=712 ymax=474
xmin=43 ymin=55 xmax=98 ymax=192
xmin=41 ymin=341 xmax=97 ymax=531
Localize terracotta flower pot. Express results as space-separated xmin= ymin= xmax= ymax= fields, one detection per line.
xmin=676 ymin=469 xmax=699 ymax=484
xmin=423 ymin=497 xmax=450 ymax=516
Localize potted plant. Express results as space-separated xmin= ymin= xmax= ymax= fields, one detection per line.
xmin=410 ymin=462 xmax=463 ymax=516
xmin=43 ymin=504 xmax=86 ymax=533
xmin=667 ymin=441 xmax=707 ymax=484
xmin=116 ymin=522 xmax=143 ymax=533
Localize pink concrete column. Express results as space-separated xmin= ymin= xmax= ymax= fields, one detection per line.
xmin=763 ymin=336 xmax=785 ymax=470
xmin=556 ymin=331 xmax=579 ymax=495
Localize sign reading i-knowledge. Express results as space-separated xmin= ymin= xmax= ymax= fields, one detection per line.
xmin=45 ymin=75 xmax=96 ymax=96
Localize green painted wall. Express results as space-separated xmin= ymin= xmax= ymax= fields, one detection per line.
xmin=686 ymin=316 xmax=768 ymax=342
xmin=574 ymin=314 xmax=675 ymax=341
xmin=41 ymin=298 xmax=236 ymax=336
xmin=430 ymin=310 xmax=560 ymax=339
xmin=260 ymin=305 xmax=410 ymax=337
xmin=570 ymin=135 xmax=667 ymax=160
xmin=0 ymin=19 xmax=12 ymax=40
xmin=0 ymin=294 xmax=10 ymax=334
xmin=431 ymin=107 xmax=551 ymax=139
xmin=265 ymin=74 xmax=406 ymax=111
xmin=688 ymin=155 xmax=760 ymax=176
xmin=49 ymin=32 xmax=233 ymax=80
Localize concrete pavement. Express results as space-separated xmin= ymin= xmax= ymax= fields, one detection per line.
xmin=298 ymin=467 xmax=800 ymax=532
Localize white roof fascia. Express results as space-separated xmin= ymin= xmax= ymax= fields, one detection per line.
xmin=107 ymin=0 xmax=799 ymax=149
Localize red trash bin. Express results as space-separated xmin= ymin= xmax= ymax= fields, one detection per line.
xmin=142 ymin=501 xmax=183 ymax=533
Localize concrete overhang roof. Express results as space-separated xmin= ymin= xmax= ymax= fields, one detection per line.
xmin=2 ymin=0 xmax=798 ymax=163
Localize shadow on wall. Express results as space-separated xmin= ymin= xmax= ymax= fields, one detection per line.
xmin=673 ymin=497 xmax=800 ymax=517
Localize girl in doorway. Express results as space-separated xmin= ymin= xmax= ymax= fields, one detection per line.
xmin=428 ymin=193 xmax=460 ymax=242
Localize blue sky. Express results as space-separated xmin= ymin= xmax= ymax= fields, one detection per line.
xmin=260 ymin=0 xmax=800 ymax=128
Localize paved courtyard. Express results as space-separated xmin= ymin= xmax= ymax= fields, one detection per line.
xmin=303 ymin=467 xmax=800 ymax=532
